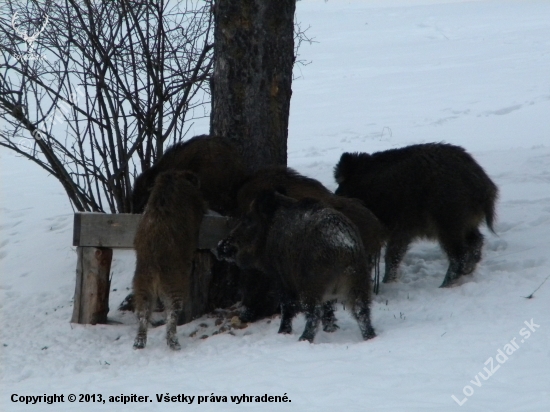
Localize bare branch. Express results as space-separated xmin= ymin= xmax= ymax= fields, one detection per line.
xmin=0 ymin=0 xmax=214 ymax=213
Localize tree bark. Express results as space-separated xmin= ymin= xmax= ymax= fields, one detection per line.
xmin=211 ymin=0 xmax=296 ymax=171
xmin=177 ymin=250 xmax=240 ymax=325
xmin=181 ymin=0 xmax=297 ymax=324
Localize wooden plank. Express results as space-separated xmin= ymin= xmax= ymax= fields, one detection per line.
xmin=73 ymin=213 xmax=140 ymax=248
xmin=70 ymin=246 xmax=112 ymax=324
xmin=73 ymin=212 xmax=232 ymax=249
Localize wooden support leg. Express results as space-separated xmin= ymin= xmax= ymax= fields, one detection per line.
xmin=71 ymin=246 xmax=112 ymax=324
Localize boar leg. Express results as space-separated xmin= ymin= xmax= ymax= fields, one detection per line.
xmin=240 ymin=268 xmax=280 ymax=323
xmin=133 ymin=289 xmax=154 ymax=349
xmin=321 ymin=300 xmax=339 ymax=332
xmin=278 ymin=293 xmax=298 ymax=334
xmin=383 ymin=236 xmax=410 ymax=283
xmin=440 ymin=231 xmax=469 ymax=287
xmin=299 ymin=303 xmax=322 ymax=343
xmin=440 ymin=258 xmax=465 ymax=287
xmin=463 ymin=229 xmax=484 ymax=275
xmin=164 ymin=296 xmax=183 ymax=351
xmin=352 ymin=298 xmax=376 ymax=341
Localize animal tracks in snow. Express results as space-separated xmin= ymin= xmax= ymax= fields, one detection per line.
xmin=45 ymin=214 xmax=71 ymax=233
xmin=483 ymin=104 xmax=523 ymax=117
xmin=484 ymin=256 xmax=547 ymax=274
xmin=486 ymin=238 xmax=508 ymax=252
xmin=529 ymin=214 xmax=550 ymax=227
xmin=425 ymin=96 xmax=549 ymax=127
xmin=0 ymin=239 xmax=8 ymax=260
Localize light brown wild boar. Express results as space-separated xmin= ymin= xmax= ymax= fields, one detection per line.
xmin=133 ymin=170 xmax=206 ymax=350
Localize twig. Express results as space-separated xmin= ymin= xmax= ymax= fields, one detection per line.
xmin=524 ymin=273 xmax=550 ymax=299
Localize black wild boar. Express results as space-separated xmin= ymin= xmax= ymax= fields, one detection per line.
xmin=132 ymin=134 xmax=248 ymax=215
xmin=217 ymin=191 xmax=376 ymax=343
xmin=133 ymin=170 xmax=207 ymax=350
xmin=334 ymin=143 xmax=498 ymax=288
xmin=234 ymin=166 xmax=387 ymax=322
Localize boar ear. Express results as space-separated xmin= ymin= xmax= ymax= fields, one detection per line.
xmin=334 ymin=152 xmax=368 ymax=183
xmin=182 ymin=171 xmax=201 ymax=188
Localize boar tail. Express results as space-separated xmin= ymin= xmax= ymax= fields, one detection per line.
xmin=373 ymin=251 xmax=381 ymax=295
xmin=485 ymin=204 xmax=497 ymax=234
xmin=484 ymin=183 xmax=498 ymax=234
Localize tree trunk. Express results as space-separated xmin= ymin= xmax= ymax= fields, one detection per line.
xmin=182 ymin=0 xmax=296 ymax=323
xmin=179 ymin=250 xmax=240 ymax=325
xmin=210 ymin=0 xmax=296 ymax=171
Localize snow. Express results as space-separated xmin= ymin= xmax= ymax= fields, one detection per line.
xmin=2 ymin=0 xmax=550 ymax=410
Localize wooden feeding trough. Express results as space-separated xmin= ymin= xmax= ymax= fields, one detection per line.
xmin=71 ymin=212 xmax=232 ymax=325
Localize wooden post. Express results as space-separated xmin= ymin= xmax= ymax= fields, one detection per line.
xmin=71 ymin=246 xmax=112 ymax=324
xmin=71 ymin=212 xmax=233 ymax=325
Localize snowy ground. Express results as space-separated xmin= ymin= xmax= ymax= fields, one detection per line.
xmin=1 ymin=1 xmax=549 ymax=411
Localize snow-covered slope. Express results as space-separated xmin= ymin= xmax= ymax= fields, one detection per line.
xmin=1 ymin=1 xmax=549 ymax=411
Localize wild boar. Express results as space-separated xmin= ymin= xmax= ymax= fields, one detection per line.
xmin=132 ymin=170 xmax=207 ymax=350
xmin=234 ymin=166 xmax=386 ymax=322
xmin=217 ymin=191 xmax=376 ymax=343
xmin=132 ymin=134 xmax=248 ymax=215
xmin=334 ymin=143 xmax=498 ymax=287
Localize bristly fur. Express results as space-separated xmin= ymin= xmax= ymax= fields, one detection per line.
xmin=334 ymin=143 xmax=499 ymax=288
xmin=334 ymin=152 xmax=371 ymax=184
xmin=218 ymin=192 xmax=376 ymax=343
xmin=131 ymin=134 xmax=248 ymax=215
xmin=132 ymin=170 xmax=206 ymax=350
xmin=233 ymin=165 xmax=387 ymax=321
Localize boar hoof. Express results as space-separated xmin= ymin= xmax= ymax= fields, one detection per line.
xmin=439 ymin=279 xmax=456 ymax=288
xmin=362 ymin=327 xmax=376 ymax=341
xmin=133 ymin=336 xmax=146 ymax=349
xmin=168 ymin=338 xmax=181 ymax=351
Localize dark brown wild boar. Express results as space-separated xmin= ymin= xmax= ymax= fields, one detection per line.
xmin=334 ymin=143 xmax=498 ymax=288
xmin=217 ymin=191 xmax=376 ymax=343
xmin=132 ymin=134 xmax=248 ymax=215
xmin=133 ymin=170 xmax=206 ymax=350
